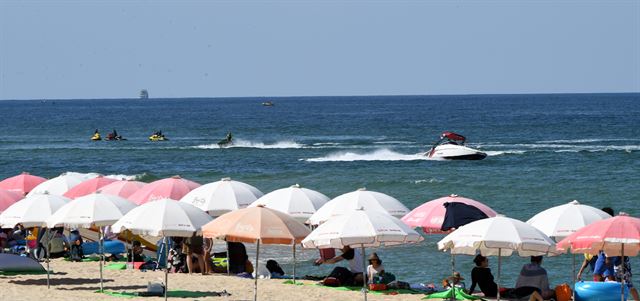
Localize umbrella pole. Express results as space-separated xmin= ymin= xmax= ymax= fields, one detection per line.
xmin=451 ymin=253 xmax=456 ymax=301
xmin=99 ymin=226 xmax=104 ymax=292
xmin=497 ymin=248 xmax=502 ymax=301
xmin=226 ymin=242 xmax=230 ymax=276
xmin=254 ymin=240 xmax=260 ymax=301
xmin=621 ymin=244 xmax=625 ymax=301
xmin=292 ymin=243 xmax=296 ymax=284
xmin=572 ymin=254 xmax=576 ymax=301
xmin=361 ymin=246 xmax=367 ymax=301
xmin=46 ymin=228 xmax=50 ymax=289
xmin=164 ymin=236 xmax=169 ymax=301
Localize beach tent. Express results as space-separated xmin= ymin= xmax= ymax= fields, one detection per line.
xmin=202 ymin=205 xmax=311 ymax=301
xmin=306 ymin=188 xmax=409 ymax=226
xmin=180 ymin=177 xmax=263 ymax=217
xmin=0 ymin=253 xmax=46 ymax=274
xmin=303 ymin=208 xmax=423 ymax=301
xmin=248 ymin=184 xmax=328 ymax=223
xmin=112 ymin=198 xmax=212 ymax=301
xmin=438 ymin=216 xmax=556 ymax=301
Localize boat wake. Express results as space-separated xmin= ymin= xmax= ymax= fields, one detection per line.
xmin=193 ymin=139 xmax=305 ymax=149
xmin=303 ymin=149 xmax=430 ymax=162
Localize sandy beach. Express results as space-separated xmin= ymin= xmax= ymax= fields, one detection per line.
xmin=0 ymin=258 xmax=429 ymax=301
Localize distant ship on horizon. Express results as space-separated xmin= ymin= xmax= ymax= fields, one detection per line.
xmin=139 ymin=89 xmax=149 ymax=99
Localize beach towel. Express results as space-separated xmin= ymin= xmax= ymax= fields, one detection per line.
xmin=424 ymin=287 xmax=484 ymax=300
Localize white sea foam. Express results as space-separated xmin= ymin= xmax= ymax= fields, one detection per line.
xmin=303 ymin=149 xmax=429 ymax=162
xmin=104 ymin=174 xmax=143 ymax=181
xmin=193 ymin=139 xmax=305 ymax=149
xmin=485 ymin=150 xmax=527 ymax=156
xmin=536 ymin=138 xmax=640 ymax=144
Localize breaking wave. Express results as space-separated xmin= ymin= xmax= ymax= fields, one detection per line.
xmin=303 ymin=149 xmax=430 ymax=162
xmin=193 ymin=139 xmax=305 ymax=149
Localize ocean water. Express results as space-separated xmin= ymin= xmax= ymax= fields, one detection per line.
xmin=1 ymin=93 xmax=639 ymax=285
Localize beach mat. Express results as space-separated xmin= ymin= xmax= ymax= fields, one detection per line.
xmin=104 ymin=263 xmax=127 ymax=270
xmin=424 ymin=287 xmax=484 ymax=300
xmin=97 ymin=290 xmax=230 ymax=298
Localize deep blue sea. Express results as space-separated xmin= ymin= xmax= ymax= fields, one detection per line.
xmin=1 ymin=93 xmax=639 ymax=285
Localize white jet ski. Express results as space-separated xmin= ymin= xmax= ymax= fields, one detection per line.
xmin=426 ymin=131 xmax=487 ymax=160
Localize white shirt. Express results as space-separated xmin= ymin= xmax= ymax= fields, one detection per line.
xmin=347 ymin=248 xmax=364 ymax=273
xmin=367 ymin=264 xmax=385 ymax=282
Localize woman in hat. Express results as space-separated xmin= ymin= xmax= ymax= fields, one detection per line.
xmin=367 ymin=252 xmax=385 ymax=284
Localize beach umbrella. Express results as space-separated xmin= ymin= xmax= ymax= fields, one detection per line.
xmin=0 ymin=172 xmax=47 ymax=195
xmin=0 ymin=189 xmax=22 ymax=213
xmin=527 ymin=201 xmax=611 ymax=300
xmin=180 ymin=177 xmax=263 ymax=217
xmin=63 ymin=176 xmax=118 ymax=199
xmin=401 ymin=194 xmax=497 ymax=233
xmin=112 ymin=198 xmax=212 ymax=301
xmin=248 ymin=184 xmax=328 ymax=223
xmin=302 ymin=208 xmax=423 ymax=301
xmin=46 ymin=192 xmax=136 ymax=292
xmin=306 ymin=188 xmax=409 ymax=226
xmin=437 ymin=216 xmax=556 ymax=301
xmin=128 ymin=176 xmax=201 ymax=205
xmin=98 ymin=180 xmax=146 ymax=199
xmin=556 ymin=214 xmax=640 ymax=301
xmin=202 ymin=205 xmax=311 ymax=301
xmin=0 ymin=193 xmax=70 ymax=228
xmin=27 ymin=172 xmax=85 ymax=196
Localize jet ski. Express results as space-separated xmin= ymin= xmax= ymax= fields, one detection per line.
xmin=262 ymin=101 xmax=274 ymax=106
xmin=149 ymin=134 xmax=167 ymax=141
xmin=91 ymin=132 xmax=101 ymax=141
xmin=426 ymin=131 xmax=487 ymax=160
xmin=105 ymin=130 xmax=126 ymax=141
xmin=217 ymin=132 xmax=233 ymax=148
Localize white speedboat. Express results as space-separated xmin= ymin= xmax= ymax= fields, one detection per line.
xmin=426 ymin=132 xmax=487 ymax=160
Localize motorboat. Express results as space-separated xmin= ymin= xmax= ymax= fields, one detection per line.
xmin=426 ymin=131 xmax=487 ymax=160
xmin=262 ymin=101 xmax=274 ymax=106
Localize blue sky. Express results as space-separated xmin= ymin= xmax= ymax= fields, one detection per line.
xmin=0 ymin=0 xmax=638 ymax=100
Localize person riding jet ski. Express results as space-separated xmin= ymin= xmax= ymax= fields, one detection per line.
xmin=91 ymin=129 xmax=101 ymax=141
xmin=106 ymin=129 xmax=125 ymax=141
xmin=149 ymin=130 xmax=167 ymax=141
xmin=217 ymin=132 xmax=233 ymax=148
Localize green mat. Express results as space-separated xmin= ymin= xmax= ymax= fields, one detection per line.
xmin=104 ymin=263 xmax=127 ymax=270
xmin=424 ymin=287 xmax=484 ymax=300
xmin=98 ymin=290 xmax=222 ymax=298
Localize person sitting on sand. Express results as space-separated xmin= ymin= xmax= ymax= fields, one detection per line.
xmin=128 ymin=240 xmax=145 ymax=262
xmin=67 ymin=229 xmax=84 ymax=262
xmin=443 ymin=271 xmax=466 ymax=290
xmin=266 ymin=259 xmax=286 ymax=278
xmin=514 ymin=256 xmax=554 ymax=301
xmin=227 ymin=242 xmax=254 ymax=274
xmin=469 ymin=254 xmax=498 ymax=297
xmin=315 ymin=246 xmax=365 ymax=285
xmin=367 ymin=253 xmax=385 ymax=284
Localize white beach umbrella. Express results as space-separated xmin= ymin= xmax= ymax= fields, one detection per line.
xmin=306 ymin=188 xmax=409 ymax=226
xmin=27 ymin=173 xmax=85 ymax=196
xmin=179 ymin=177 xmax=263 ymax=217
xmin=527 ymin=200 xmax=611 ymax=241
xmin=112 ymin=198 xmax=212 ymax=301
xmin=437 ymin=216 xmax=556 ymax=301
xmin=248 ymin=184 xmax=329 ymax=223
xmin=45 ymin=192 xmax=136 ymax=292
xmin=302 ymin=208 xmax=423 ymax=301
xmin=0 ymin=193 xmax=70 ymax=228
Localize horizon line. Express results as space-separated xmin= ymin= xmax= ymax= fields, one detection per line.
xmin=1 ymin=91 xmax=639 ymax=101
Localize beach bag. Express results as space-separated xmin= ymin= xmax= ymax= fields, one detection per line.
xmin=325 ymin=266 xmax=354 ymax=286
xmin=369 ymin=283 xmax=387 ymax=291
xmin=374 ymin=272 xmax=396 ymax=284
xmin=555 ymin=283 xmax=572 ymax=301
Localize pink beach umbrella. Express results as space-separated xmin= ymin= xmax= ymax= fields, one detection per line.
xmin=63 ymin=176 xmax=118 ymax=199
xmin=128 ymin=176 xmax=201 ymax=205
xmin=0 ymin=172 xmax=47 ymax=196
xmin=556 ymin=214 xmax=640 ymax=256
xmin=0 ymin=189 xmax=22 ymax=212
xmin=98 ymin=180 xmax=147 ymax=199
xmin=401 ymin=194 xmax=497 ymax=233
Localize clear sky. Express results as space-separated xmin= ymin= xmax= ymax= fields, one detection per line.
xmin=1 ymin=0 xmax=639 ymax=100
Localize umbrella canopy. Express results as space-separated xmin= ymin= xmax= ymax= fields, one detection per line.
xmin=202 ymin=205 xmax=311 ymax=244
xmin=111 ymin=198 xmax=212 ymax=237
xmin=128 ymin=176 xmax=201 ymax=205
xmin=556 ymin=214 xmax=640 ymax=256
xmin=46 ymin=192 xmax=137 ymax=228
xmin=98 ymin=180 xmax=147 ymax=199
xmin=27 ymin=173 xmax=85 ymax=197
xmin=0 ymin=172 xmax=47 ymax=195
xmin=65 ymin=172 xmax=101 ymax=181
xmin=438 ymin=216 xmax=556 ymax=256
xmin=302 ymin=208 xmax=423 ymax=249
xmin=306 ymin=188 xmax=409 ymax=226
xmin=0 ymin=189 xmax=23 ymax=213
xmin=440 ymin=202 xmax=491 ymax=232
xmin=248 ymin=184 xmax=328 ymax=223
xmin=527 ymin=200 xmax=611 ymax=241
xmin=63 ymin=176 xmax=118 ymax=199
xmin=180 ymin=177 xmax=263 ymax=217
xmin=402 ymin=194 xmax=497 ymax=233
xmin=0 ymin=193 xmax=70 ymax=228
